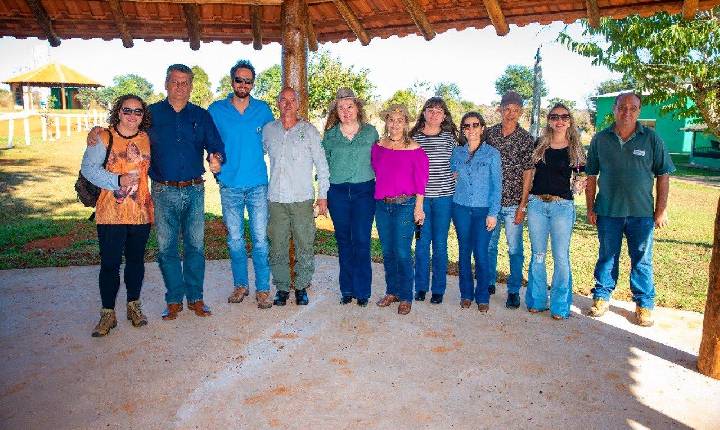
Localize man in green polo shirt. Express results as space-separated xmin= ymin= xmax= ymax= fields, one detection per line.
xmin=585 ymin=92 xmax=675 ymax=327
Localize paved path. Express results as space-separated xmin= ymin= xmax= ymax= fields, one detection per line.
xmin=1 ymin=256 xmax=719 ymax=429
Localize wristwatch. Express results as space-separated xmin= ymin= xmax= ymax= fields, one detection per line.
xmin=518 ymin=206 xmax=527 ymax=213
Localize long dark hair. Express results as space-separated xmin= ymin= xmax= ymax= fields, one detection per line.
xmin=457 ymin=111 xmax=486 ymax=146
xmin=410 ymin=97 xmax=458 ymax=139
xmin=107 ymin=94 xmax=151 ymax=131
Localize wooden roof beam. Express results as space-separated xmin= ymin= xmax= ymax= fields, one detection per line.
xmin=332 ymin=0 xmax=370 ymax=46
xmin=108 ymin=0 xmax=134 ymax=48
xmin=24 ymin=0 xmax=60 ymax=47
xmin=682 ymin=0 xmax=699 ymax=19
xmin=182 ymin=3 xmax=201 ymax=50
xmin=251 ymin=5 xmax=262 ymax=50
xmin=305 ymin=0 xmax=318 ymax=52
xmin=585 ymin=0 xmax=600 ymax=28
xmin=482 ymin=0 xmax=509 ymax=36
xmin=400 ymin=0 xmax=435 ymax=41
xmin=130 ymin=0 xmax=282 ymax=4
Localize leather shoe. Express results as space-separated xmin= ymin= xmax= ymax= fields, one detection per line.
xmin=188 ymin=300 xmax=212 ymax=317
xmin=161 ymin=303 xmax=183 ymax=320
xmin=414 ymin=291 xmax=426 ymax=301
xmin=505 ymin=293 xmax=521 ymax=309
xmin=376 ymin=294 xmax=399 ymax=307
xmin=398 ymin=301 xmax=412 ymax=315
xmin=430 ymin=294 xmax=443 ymax=304
xmin=460 ymin=299 xmax=472 ymax=309
xmin=357 ymin=298 xmax=368 ymax=307
xmin=478 ymin=303 xmax=490 ymax=312
xmin=488 ymin=285 xmax=496 ymax=295
xmin=340 ymin=295 xmax=353 ymax=305
xmin=295 ymin=288 xmax=309 ymax=305
xmin=273 ymin=290 xmax=290 ymax=306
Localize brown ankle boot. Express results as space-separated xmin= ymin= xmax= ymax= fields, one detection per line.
xmin=126 ymin=300 xmax=148 ymax=327
xmin=92 ymin=309 xmax=117 ymax=337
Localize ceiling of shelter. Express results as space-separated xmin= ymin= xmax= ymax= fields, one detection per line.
xmin=0 ymin=0 xmax=718 ymax=50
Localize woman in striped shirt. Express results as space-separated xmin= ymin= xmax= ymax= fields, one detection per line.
xmin=410 ymin=97 xmax=459 ymax=304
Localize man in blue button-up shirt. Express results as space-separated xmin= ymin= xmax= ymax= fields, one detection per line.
xmin=149 ymin=64 xmax=225 ymax=321
xmin=208 ymin=60 xmax=275 ymax=309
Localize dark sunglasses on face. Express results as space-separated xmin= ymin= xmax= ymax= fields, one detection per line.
xmin=548 ymin=113 xmax=571 ymax=121
xmin=233 ymin=77 xmax=254 ymax=85
xmin=461 ymin=122 xmax=483 ymax=130
xmin=121 ymin=107 xmax=144 ymax=116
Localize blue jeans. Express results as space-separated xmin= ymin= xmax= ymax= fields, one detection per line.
xmin=592 ymin=215 xmax=655 ymax=309
xmin=375 ymin=198 xmax=416 ymax=302
xmin=327 ymin=180 xmax=376 ymax=300
xmin=526 ymin=196 xmax=575 ymax=318
xmin=152 ymin=181 xmax=206 ymax=304
xmin=219 ymin=184 xmax=270 ymax=292
xmin=488 ymin=205 xmax=525 ymax=294
xmin=414 ymin=196 xmax=452 ymax=295
xmin=452 ymin=204 xmax=491 ymax=304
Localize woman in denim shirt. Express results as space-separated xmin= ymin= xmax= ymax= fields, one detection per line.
xmin=516 ymin=103 xmax=586 ymax=319
xmin=450 ymin=112 xmax=502 ymax=311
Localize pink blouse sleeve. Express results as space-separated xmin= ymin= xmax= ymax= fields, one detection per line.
xmin=413 ymin=148 xmax=430 ymax=195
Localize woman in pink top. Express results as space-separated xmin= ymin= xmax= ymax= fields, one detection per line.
xmin=371 ymin=104 xmax=429 ymax=315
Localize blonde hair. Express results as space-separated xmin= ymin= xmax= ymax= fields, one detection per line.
xmin=532 ymin=103 xmax=586 ymax=167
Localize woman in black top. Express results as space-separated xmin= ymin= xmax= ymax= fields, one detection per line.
xmin=516 ymin=103 xmax=586 ymax=319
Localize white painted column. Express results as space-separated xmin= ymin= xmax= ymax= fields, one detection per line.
xmin=23 ymin=116 xmax=30 ymax=145
xmin=6 ymin=118 xmax=14 ymax=149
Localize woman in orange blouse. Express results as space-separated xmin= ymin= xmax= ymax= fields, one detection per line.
xmin=81 ymin=94 xmax=153 ymax=337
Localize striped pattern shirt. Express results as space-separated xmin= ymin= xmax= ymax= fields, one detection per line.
xmin=412 ymin=130 xmax=456 ymax=197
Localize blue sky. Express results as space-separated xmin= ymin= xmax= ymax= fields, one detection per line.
xmin=0 ymin=21 xmax=617 ymax=108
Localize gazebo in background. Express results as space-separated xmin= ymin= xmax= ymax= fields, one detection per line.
xmin=3 ymin=62 xmax=103 ymax=110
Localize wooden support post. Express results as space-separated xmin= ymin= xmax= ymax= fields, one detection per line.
xmin=24 ymin=117 xmax=30 ymax=145
xmin=60 ymin=84 xmax=67 ymax=110
xmin=281 ymin=0 xmax=309 ymax=118
xmin=332 ymin=0 xmax=370 ymax=46
xmin=305 ymin=2 xmax=318 ymax=53
xmin=183 ymin=3 xmax=201 ymax=51
xmin=41 ymin=115 xmax=47 ymax=141
xmin=108 ymin=0 xmax=134 ymax=48
xmin=682 ymin=0 xmax=699 ymax=20
xmin=251 ymin=5 xmax=263 ymax=50
xmin=585 ymin=0 xmax=600 ymax=28
xmin=482 ymin=0 xmax=509 ymax=36
xmin=399 ymin=0 xmax=435 ymax=41
xmin=7 ymin=119 xmax=14 ymax=149
xmin=698 ymin=197 xmax=720 ymax=380
xmin=24 ymin=0 xmax=61 ymax=47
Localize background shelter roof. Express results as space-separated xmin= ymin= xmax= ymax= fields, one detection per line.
xmin=0 ymin=0 xmax=719 ymax=50
xmin=3 ymin=62 xmax=103 ymax=87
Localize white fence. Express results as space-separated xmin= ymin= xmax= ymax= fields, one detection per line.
xmin=1 ymin=110 xmax=108 ymax=149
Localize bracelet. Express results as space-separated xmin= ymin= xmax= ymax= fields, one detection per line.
xmin=518 ymin=206 xmax=527 ymax=213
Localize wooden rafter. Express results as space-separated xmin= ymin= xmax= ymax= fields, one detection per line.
xmin=585 ymin=0 xmax=600 ymax=28
xmin=482 ymin=0 xmax=509 ymax=36
xmin=129 ymin=0 xmax=282 ymax=4
xmin=682 ymin=0 xmax=699 ymax=19
xmin=399 ymin=0 xmax=435 ymax=41
xmin=332 ymin=0 xmax=370 ymax=46
xmin=182 ymin=3 xmax=201 ymax=50
xmin=251 ymin=5 xmax=262 ymax=50
xmin=24 ymin=0 xmax=60 ymax=47
xmin=305 ymin=1 xmax=318 ymax=52
xmin=108 ymin=0 xmax=134 ymax=48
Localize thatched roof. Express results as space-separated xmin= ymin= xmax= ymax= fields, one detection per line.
xmin=3 ymin=62 xmax=103 ymax=87
xmin=0 ymin=0 xmax=718 ymax=50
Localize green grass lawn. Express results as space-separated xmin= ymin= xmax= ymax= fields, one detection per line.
xmin=1 ymin=133 xmax=718 ymax=312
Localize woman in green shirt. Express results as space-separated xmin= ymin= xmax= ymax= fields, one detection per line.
xmin=322 ymin=88 xmax=379 ymax=307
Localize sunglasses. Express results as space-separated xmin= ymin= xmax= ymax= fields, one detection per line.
xmin=548 ymin=113 xmax=571 ymax=121
xmin=461 ymin=122 xmax=483 ymax=130
xmin=233 ymin=77 xmax=254 ymax=85
xmin=121 ymin=107 xmax=144 ymax=116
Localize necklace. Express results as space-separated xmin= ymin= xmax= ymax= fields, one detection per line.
xmin=114 ymin=125 xmax=140 ymax=140
xmin=388 ymin=136 xmax=404 ymax=142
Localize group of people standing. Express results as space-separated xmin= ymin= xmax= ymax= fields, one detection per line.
xmin=80 ymin=59 xmax=674 ymax=337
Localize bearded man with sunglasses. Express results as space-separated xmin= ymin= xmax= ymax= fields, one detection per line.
xmin=208 ymin=60 xmax=275 ymax=309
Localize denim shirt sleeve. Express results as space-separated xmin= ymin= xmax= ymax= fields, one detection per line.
xmin=489 ymin=149 xmax=502 ymax=217
xmin=450 ymin=147 xmax=462 ymax=172
xmin=80 ymin=133 xmax=119 ymax=191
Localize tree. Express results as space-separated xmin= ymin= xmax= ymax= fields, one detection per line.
xmin=0 ymin=88 xmax=13 ymax=109
xmin=99 ymin=74 xmax=154 ymax=106
xmin=215 ymin=75 xmax=232 ymax=100
xmin=434 ymin=82 xmax=461 ymax=101
xmin=546 ymin=97 xmax=576 ymax=110
xmin=559 ymin=8 xmax=720 ymax=137
xmin=253 ymin=65 xmax=283 ymax=117
xmin=494 ymin=65 xmax=547 ymax=100
xmin=76 ymin=88 xmax=103 ymax=109
xmin=190 ymin=65 xmax=213 ymax=108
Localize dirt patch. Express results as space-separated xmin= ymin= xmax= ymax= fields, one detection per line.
xmin=22 ymin=224 xmax=92 ymax=252
xmin=244 ymin=385 xmax=292 ymax=405
xmin=271 ymin=332 xmax=299 ymax=340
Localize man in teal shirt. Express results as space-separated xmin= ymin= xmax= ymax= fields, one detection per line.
xmin=585 ymin=92 xmax=675 ymax=326
xmin=208 ymin=60 xmax=275 ymax=309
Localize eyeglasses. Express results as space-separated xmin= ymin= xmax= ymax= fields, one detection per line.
xmin=548 ymin=113 xmax=571 ymax=121
xmin=461 ymin=122 xmax=483 ymax=130
xmin=121 ymin=107 xmax=144 ymax=116
xmin=425 ymin=107 xmax=444 ymax=115
xmin=233 ymin=77 xmax=254 ymax=85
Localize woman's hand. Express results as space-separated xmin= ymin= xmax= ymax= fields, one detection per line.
xmin=486 ymin=216 xmax=497 ymax=231
xmin=414 ymin=206 xmax=425 ymax=225
xmin=119 ymin=171 xmax=139 ymax=188
xmin=513 ymin=207 xmax=526 ymax=225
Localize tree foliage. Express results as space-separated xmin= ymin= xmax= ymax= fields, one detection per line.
xmin=99 ymin=74 xmax=155 ymax=106
xmin=252 ymin=65 xmax=283 ymax=116
xmin=215 ymin=75 xmax=232 ymax=100
xmin=190 ymin=65 xmax=213 ymax=108
xmin=494 ymin=65 xmax=548 ymax=100
xmin=546 ymin=97 xmax=577 ymax=110
xmin=0 ymin=88 xmax=14 ymax=108
xmin=559 ymin=8 xmax=720 ymax=137
xmin=76 ymin=88 xmax=103 ymax=109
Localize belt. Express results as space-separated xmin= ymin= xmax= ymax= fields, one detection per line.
xmin=382 ymin=194 xmax=413 ymax=204
xmin=536 ymin=194 xmax=564 ymax=202
xmin=157 ymin=177 xmax=204 ymax=187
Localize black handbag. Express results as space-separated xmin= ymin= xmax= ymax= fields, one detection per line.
xmin=75 ymin=129 xmax=114 ymax=208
